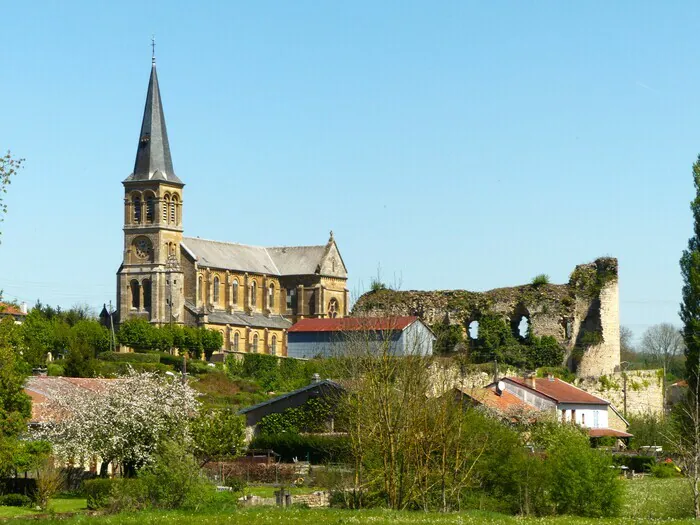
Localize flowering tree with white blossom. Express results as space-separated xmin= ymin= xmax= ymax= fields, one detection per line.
xmin=32 ymin=369 xmax=200 ymax=475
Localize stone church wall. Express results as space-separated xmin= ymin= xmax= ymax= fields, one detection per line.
xmin=353 ymin=257 xmax=620 ymax=378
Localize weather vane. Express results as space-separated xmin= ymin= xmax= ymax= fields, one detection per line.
xmin=151 ymin=35 xmax=156 ymax=64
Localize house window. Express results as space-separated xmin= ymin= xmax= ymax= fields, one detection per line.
xmin=271 ymin=335 xmax=277 ymax=356
xmin=581 ymin=413 xmax=585 ymax=426
xmin=198 ymin=275 xmax=203 ymax=303
xmin=233 ymin=332 xmax=239 ymax=352
xmin=252 ymin=333 xmax=259 ymax=353
xmin=213 ymin=276 xmax=220 ymax=304
xmin=269 ymin=283 xmax=275 ymax=308
xmin=251 ymin=281 xmax=257 ymax=307
xmin=571 ymin=409 xmax=576 ymax=424
xmin=232 ymin=280 xmax=239 ymax=305
xmin=593 ymin=411 xmax=599 ymax=428
xmin=561 ymin=410 xmax=566 ymax=424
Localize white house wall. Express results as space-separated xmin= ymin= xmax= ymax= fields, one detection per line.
xmin=558 ymin=403 xmax=608 ymax=429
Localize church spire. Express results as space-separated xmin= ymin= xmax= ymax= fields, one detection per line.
xmin=125 ymin=55 xmax=182 ymax=185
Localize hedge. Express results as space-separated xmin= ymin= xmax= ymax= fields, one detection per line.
xmin=97 ymin=352 xmax=160 ymax=364
xmin=83 ymin=478 xmax=116 ymax=510
xmin=0 ymin=494 xmax=31 ymax=507
xmin=612 ymin=454 xmax=656 ymax=473
xmin=250 ymin=433 xmax=351 ymax=464
xmin=93 ymin=361 xmax=170 ymax=377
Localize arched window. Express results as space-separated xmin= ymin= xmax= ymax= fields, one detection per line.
xmin=251 ymin=281 xmax=257 ymax=307
xmin=271 ymin=335 xmax=277 ymax=356
xmin=145 ymin=195 xmax=155 ymax=223
xmin=133 ymin=196 xmax=142 ymax=223
xmin=142 ymin=279 xmax=152 ymax=312
xmin=327 ymin=298 xmax=339 ymax=318
xmin=213 ymin=276 xmax=220 ymax=304
xmin=269 ymin=283 xmax=275 ymax=308
xmin=252 ymin=333 xmax=259 ymax=353
xmin=162 ymin=194 xmax=170 ymax=223
xmin=171 ymin=194 xmax=178 ymax=224
xmin=233 ymin=332 xmax=239 ymax=352
xmin=130 ymin=280 xmax=140 ymax=309
xmin=198 ymin=275 xmax=204 ymax=303
xmin=232 ymin=280 xmax=239 ymax=305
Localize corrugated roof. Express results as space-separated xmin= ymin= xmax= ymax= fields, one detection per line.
xmin=288 ymin=316 xmax=419 ymax=333
xmin=505 ymin=377 xmax=609 ymax=405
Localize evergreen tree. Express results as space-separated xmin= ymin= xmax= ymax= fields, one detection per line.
xmin=680 ymin=156 xmax=700 ymax=391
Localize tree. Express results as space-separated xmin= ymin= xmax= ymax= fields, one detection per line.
xmin=620 ymin=326 xmax=636 ymax=362
xmin=641 ymin=323 xmax=685 ymax=375
xmin=0 ymin=151 xmax=24 ymax=241
xmin=191 ymin=410 xmax=245 ymax=466
xmin=680 ymin=155 xmax=700 ymax=391
xmin=32 ymin=369 xmax=200 ymax=475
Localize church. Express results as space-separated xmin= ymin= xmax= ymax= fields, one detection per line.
xmin=116 ymin=57 xmax=349 ymax=356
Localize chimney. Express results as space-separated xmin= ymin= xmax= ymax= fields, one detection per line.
xmin=548 ymin=374 xmax=555 ymax=382
xmin=20 ymin=302 xmax=28 ymax=314
xmin=524 ymin=373 xmax=536 ymax=390
xmin=311 ymin=373 xmax=321 ymax=385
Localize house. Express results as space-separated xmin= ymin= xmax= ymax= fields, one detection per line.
xmin=286 ymin=316 xmax=435 ymax=359
xmin=458 ymin=375 xmax=632 ymax=444
xmin=238 ymin=375 xmax=345 ymax=440
xmin=0 ymin=302 xmax=28 ymax=324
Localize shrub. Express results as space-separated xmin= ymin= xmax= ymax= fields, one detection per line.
xmin=158 ymin=352 xmax=185 ymax=369
xmin=0 ymin=493 xmax=31 ymax=507
xmin=652 ymin=462 xmax=680 ymax=478
xmin=250 ymin=433 xmax=351 ymax=464
xmin=84 ymin=478 xmax=117 ymax=510
xmin=97 ymin=352 xmax=160 ymax=363
xmin=531 ymin=274 xmax=550 ymax=286
xmin=47 ymin=363 xmax=65 ymax=377
xmin=139 ymin=440 xmax=212 ymax=510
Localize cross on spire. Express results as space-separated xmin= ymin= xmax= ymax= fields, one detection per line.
xmin=151 ymin=35 xmax=156 ymax=64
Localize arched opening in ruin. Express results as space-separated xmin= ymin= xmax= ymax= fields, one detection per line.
xmin=468 ymin=320 xmax=479 ymax=340
xmin=516 ymin=316 xmax=529 ymax=339
xmin=510 ymin=304 xmax=531 ymax=341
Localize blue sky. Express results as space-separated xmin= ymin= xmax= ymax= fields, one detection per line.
xmin=0 ymin=1 xmax=697 ymax=343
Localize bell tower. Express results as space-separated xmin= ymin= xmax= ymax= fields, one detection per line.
xmin=116 ymin=55 xmax=184 ymax=326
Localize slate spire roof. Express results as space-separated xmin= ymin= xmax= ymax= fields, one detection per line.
xmin=124 ymin=59 xmax=182 ymax=185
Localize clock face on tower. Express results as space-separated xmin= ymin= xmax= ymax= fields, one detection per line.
xmin=133 ymin=237 xmax=153 ymax=260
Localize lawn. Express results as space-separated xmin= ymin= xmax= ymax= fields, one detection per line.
xmin=0 ymin=497 xmax=86 ymax=519
xmin=0 ymin=478 xmax=695 ymax=523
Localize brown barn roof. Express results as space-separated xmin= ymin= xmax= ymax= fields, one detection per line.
xmin=24 ymin=376 xmax=116 ymax=424
xmin=588 ymin=428 xmax=633 ymax=438
xmin=456 ymin=386 xmax=527 ymax=412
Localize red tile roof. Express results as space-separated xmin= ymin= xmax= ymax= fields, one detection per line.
xmin=0 ymin=303 xmax=26 ymax=317
xmin=24 ymin=376 xmax=117 ymax=424
xmin=288 ymin=316 xmax=419 ymax=333
xmin=588 ymin=428 xmax=633 ymax=438
xmin=456 ymin=386 xmax=527 ymax=412
xmin=505 ymin=377 xmax=608 ymax=405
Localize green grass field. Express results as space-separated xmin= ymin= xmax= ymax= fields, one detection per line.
xmin=0 ymin=478 xmax=696 ymax=523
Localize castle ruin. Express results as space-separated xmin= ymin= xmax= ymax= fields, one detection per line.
xmin=353 ymin=257 xmax=620 ymax=378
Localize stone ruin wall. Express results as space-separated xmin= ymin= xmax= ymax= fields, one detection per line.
xmin=353 ymin=257 xmax=621 ymax=378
